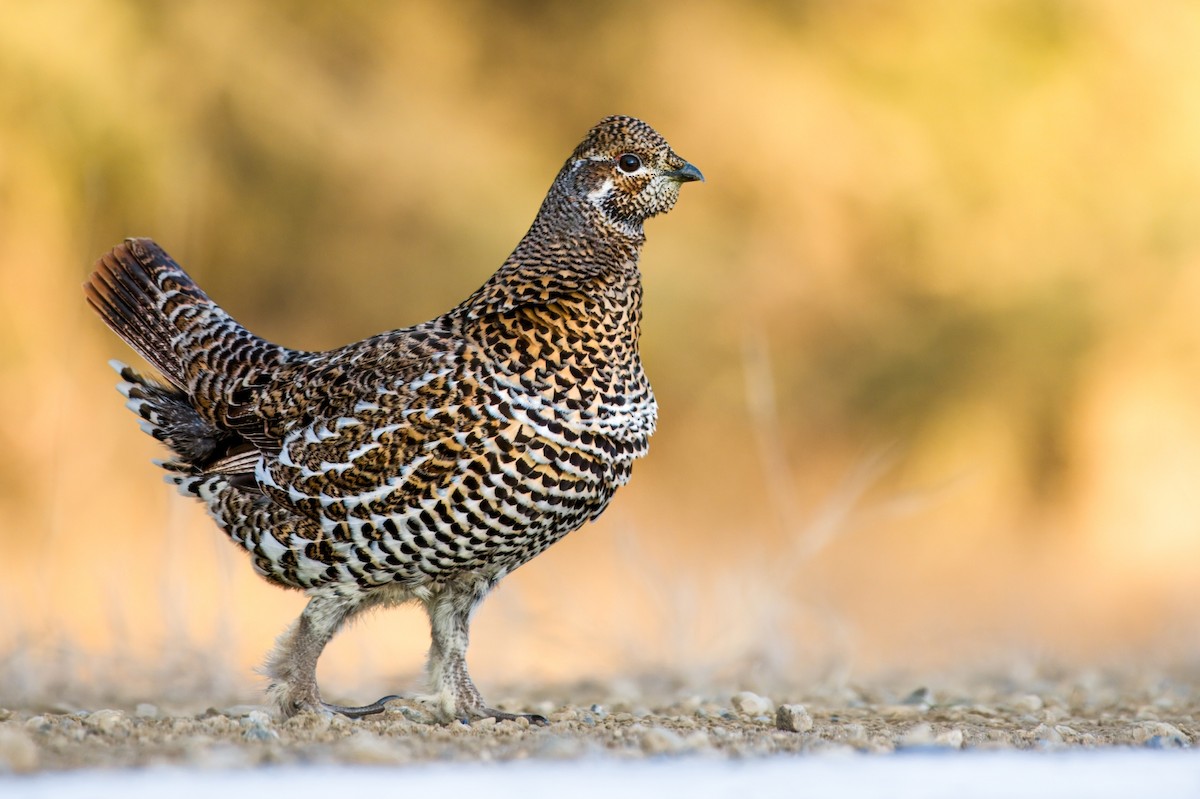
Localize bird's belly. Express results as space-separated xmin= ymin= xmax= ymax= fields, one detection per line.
xmin=274 ymin=381 xmax=656 ymax=589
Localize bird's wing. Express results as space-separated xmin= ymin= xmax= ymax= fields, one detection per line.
xmin=254 ymin=328 xmax=516 ymax=529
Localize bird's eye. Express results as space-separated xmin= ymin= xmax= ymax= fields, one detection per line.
xmin=617 ymin=153 xmax=642 ymax=173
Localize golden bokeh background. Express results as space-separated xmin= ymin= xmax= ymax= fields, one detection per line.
xmin=4 ymin=0 xmax=1200 ymax=704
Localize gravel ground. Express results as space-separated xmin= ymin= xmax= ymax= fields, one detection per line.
xmin=1 ymin=670 xmax=1197 ymax=772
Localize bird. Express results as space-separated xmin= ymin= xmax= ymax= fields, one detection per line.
xmin=83 ymin=115 xmax=702 ymax=723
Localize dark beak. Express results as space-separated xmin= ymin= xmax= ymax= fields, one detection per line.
xmin=664 ymin=162 xmax=705 ymax=183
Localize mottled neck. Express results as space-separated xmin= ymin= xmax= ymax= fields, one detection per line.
xmin=461 ymin=186 xmax=645 ymax=320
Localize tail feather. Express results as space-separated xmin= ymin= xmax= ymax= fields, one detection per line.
xmin=84 ymin=237 xmax=293 ymax=453
xmin=112 ymin=360 xmax=251 ymax=475
xmin=83 ymin=238 xmax=209 ymax=391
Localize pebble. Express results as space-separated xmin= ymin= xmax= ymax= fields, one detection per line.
xmin=84 ymin=709 xmax=127 ymax=736
xmin=731 ymin=691 xmax=773 ymax=716
xmin=776 ymin=704 xmax=813 ymax=733
xmin=243 ymin=711 xmax=272 ymax=727
xmin=1147 ymin=721 xmax=1188 ymax=740
xmin=1139 ymin=721 xmax=1190 ymax=745
xmin=898 ymin=723 xmax=936 ymax=747
xmin=23 ymin=716 xmax=49 ymax=733
xmin=840 ymin=722 xmax=869 ymax=747
xmin=241 ymin=711 xmax=278 ymax=742
xmin=0 ymin=727 xmax=38 ymax=773
xmin=242 ymin=726 xmax=277 ymax=742
xmin=1014 ymin=695 xmax=1044 ymax=713
xmin=640 ymin=726 xmax=686 ymax=755
xmin=935 ymin=728 xmax=965 ymax=749
xmin=1053 ymin=724 xmax=1078 ymax=740
xmin=901 ymin=687 xmax=933 ymax=706
xmin=1032 ymin=723 xmax=1064 ymax=746
xmin=135 ymin=703 xmax=159 ymax=719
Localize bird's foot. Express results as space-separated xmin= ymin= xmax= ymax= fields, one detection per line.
xmin=269 ymin=677 xmax=402 ymax=720
xmin=469 ymin=706 xmax=549 ymax=726
xmin=321 ymin=694 xmax=404 ymax=719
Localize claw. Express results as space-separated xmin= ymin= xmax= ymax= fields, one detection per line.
xmin=320 ymin=694 xmax=403 ymax=719
xmin=480 ymin=707 xmax=549 ymax=726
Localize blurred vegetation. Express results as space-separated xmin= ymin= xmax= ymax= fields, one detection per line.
xmin=3 ymin=0 xmax=1200 ymax=700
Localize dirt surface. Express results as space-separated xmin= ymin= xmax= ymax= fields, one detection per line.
xmin=2 ymin=671 xmax=1197 ymax=772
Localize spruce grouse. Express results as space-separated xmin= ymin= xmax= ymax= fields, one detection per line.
xmin=83 ymin=115 xmax=702 ymax=722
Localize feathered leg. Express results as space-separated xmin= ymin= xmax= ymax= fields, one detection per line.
xmin=264 ymin=587 xmax=402 ymax=718
xmin=421 ymin=577 xmax=548 ymax=724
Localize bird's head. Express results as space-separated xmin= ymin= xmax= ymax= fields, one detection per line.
xmin=562 ymin=115 xmax=703 ymax=234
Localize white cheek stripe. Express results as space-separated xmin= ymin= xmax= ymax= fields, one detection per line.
xmin=587 ymin=178 xmax=614 ymax=201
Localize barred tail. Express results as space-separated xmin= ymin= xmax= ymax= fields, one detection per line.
xmin=85 ymin=237 xmax=293 ymax=454
xmin=112 ymin=360 xmax=245 ymax=474
xmin=83 ymin=238 xmax=217 ymax=392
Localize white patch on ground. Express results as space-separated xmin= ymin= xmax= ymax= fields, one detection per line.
xmin=5 ymin=750 xmax=1200 ymax=799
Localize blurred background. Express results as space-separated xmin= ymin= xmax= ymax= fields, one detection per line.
xmin=3 ymin=0 xmax=1200 ymax=706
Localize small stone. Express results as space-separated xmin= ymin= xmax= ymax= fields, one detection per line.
xmin=1146 ymin=734 xmax=1188 ymax=750
xmin=243 ymin=710 xmax=273 ymax=728
xmin=901 ymin=687 xmax=932 ymax=706
xmin=23 ymin=716 xmax=49 ymax=733
xmin=0 ymin=727 xmax=38 ymax=773
xmin=898 ymin=722 xmax=936 ymax=747
xmin=1146 ymin=722 xmax=1189 ymax=741
xmin=1014 ymin=695 xmax=1043 ymax=713
xmin=640 ymin=726 xmax=686 ymax=755
xmin=869 ymin=735 xmax=896 ymax=754
xmin=135 ymin=703 xmax=159 ymax=719
xmin=841 ymin=722 xmax=869 ymax=746
xmin=776 ymin=704 xmax=813 ymax=733
xmin=1032 ymin=723 xmax=1064 ymax=745
xmin=731 ymin=691 xmax=773 ymax=716
xmin=84 ymin=709 xmax=128 ymax=735
xmin=199 ymin=715 xmax=237 ymax=734
xmin=242 ymin=725 xmax=279 ymax=742
xmin=1053 ymin=724 xmax=1078 ymax=740
xmin=935 ymin=728 xmax=965 ymax=749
